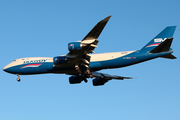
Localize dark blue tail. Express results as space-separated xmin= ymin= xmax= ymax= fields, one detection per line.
xmin=140 ymin=26 xmax=176 ymax=52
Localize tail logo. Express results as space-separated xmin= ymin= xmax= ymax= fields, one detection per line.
xmin=146 ymin=38 xmax=166 ymax=48
xmin=154 ymin=38 xmax=167 ymax=42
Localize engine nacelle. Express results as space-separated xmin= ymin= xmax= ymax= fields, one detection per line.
xmin=53 ymin=56 xmax=67 ymax=65
xmin=69 ymin=76 xmax=83 ymax=84
xmin=68 ymin=42 xmax=82 ymax=51
xmin=92 ymin=78 xmax=108 ymax=86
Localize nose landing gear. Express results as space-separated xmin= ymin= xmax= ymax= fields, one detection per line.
xmin=17 ymin=75 xmax=21 ymax=82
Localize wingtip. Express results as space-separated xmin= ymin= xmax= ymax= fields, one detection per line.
xmin=124 ymin=77 xmax=136 ymax=79
xmin=108 ymin=15 xmax=112 ymax=18
xmin=101 ymin=15 xmax=112 ymax=22
xmin=105 ymin=15 xmax=112 ymax=20
xmin=166 ymin=26 xmax=177 ymax=29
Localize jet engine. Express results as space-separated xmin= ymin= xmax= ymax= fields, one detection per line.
xmin=92 ymin=78 xmax=108 ymax=86
xmin=53 ymin=56 xmax=67 ymax=65
xmin=68 ymin=42 xmax=88 ymax=51
xmin=69 ymin=76 xmax=83 ymax=84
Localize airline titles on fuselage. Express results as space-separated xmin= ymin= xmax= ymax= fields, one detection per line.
xmin=23 ymin=59 xmax=47 ymax=64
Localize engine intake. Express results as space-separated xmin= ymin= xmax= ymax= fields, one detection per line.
xmin=68 ymin=42 xmax=85 ymax=51
xmin=69 ymin=76 xmax=83 ymax=84
xmin=53 ymin=56 xmax=67 ymax=65
xmin=92 ymin=78 xmax=108 ymax=86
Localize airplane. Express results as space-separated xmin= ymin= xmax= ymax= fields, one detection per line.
xmin=3 ymin=16 xmax=177 ymax=86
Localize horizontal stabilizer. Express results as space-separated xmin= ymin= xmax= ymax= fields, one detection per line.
xmin=160 ymin=54 xmax=177 ymax=59
xmin=150 ymin=38 xmax=173 ymax=53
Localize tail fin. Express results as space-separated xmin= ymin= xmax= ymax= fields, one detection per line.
xmin=140 ymin=26 xmax=176 ymax=52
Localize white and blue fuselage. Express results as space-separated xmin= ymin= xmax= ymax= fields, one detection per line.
xmin=3 ymin=50 xmax=173 ymax=75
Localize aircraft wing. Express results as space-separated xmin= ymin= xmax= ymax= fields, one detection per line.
xmin=91 ymin=71 xmax=133 ymax=86
xmin=91 ymin=72 xmax=133 ymax=80
xmin=67 ymin=15 xmax=111 ymax=56
xmin=82 ymin=15 xmax=112 ymax=42
xmin=65 ymin=16 xmax=111 ymax=74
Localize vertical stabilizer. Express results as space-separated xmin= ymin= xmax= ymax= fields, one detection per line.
xmin=140 ymin=26 xmax=176 ymax=52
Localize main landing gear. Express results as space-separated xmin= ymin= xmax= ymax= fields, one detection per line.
xmin=17 ymin=74 xmax=21 ymax=82
xmin=75 ymin=64 xmax=93 ymax=83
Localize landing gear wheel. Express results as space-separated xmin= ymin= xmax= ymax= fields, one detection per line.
xmin=17 ymin=74 xmax=21 ymax=82
xmin=17 ymin=78 xmax=21 ymax=82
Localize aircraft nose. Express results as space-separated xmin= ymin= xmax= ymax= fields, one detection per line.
xmin=3 ymin=65 xmax=9 ymax=72
xmin=3 ymin=64 xmax=15 ymax=74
